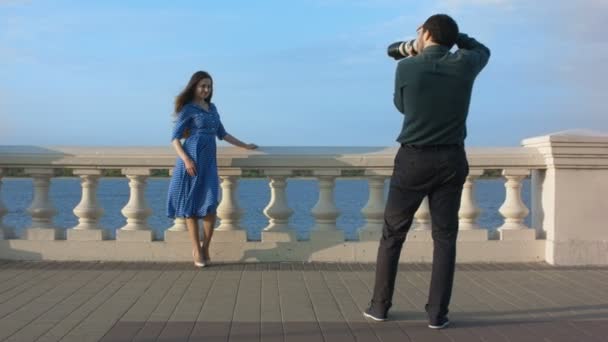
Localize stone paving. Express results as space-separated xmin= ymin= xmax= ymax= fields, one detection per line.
xmin=0 ymin=260 xmax=607 ymax=341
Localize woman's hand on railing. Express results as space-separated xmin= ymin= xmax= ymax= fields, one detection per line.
xmin=223 ymin=134 xmax=257 ymax=150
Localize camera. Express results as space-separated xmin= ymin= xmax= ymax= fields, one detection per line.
xmin=387 ymin=39 xmax=417 ymax=60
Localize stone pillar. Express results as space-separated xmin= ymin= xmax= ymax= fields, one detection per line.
xmin=0 ymin=169 xmax=15 ymax=239
xmin=413 ymin=196 xmax=431 ymax=231
xmin=25 ymin=169 xmax=62 ymax=240
xmin=498 ymin=168 xmax=535 ymax=241
xmin=261 ymin=170 xmax=296 ymax=242
xmin=117 ymin=168 xmax=153 ymax=241
xmin=215 ymin=168 xmax=246 ymax=242
xmin=458 ymin=169 xmax=488 ymax=241
xmin=358 ymin=169 xmax=390 ymax=241
xmin=523 ymin=132 xmax=608 ymax=265
xmin=164 ymin=167 xmax=188 ymax=242
xmin=310 ymin=170 xmax=343 ymax=242
xmin=68 ymin=169 xmax=108 ymax=240
xmin=168 ymin=218 xmax=187 ymax=232
xmin=164 ymin=217 xmax=192 ymax=242
xmin=409 ymin=196 xmax=432 ymax=241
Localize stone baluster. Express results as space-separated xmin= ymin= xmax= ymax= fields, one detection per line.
xmin=216 ymin=170 xmax=244 ymax=231
xmin=409 ymin=196 xmax=432 ymax=241
xmin=167 ymin=218 xmax=187 ymax=232
xmin=164 ymin=167 xmax=187 ymax=242
xmin=215 ymin=169 xmax=247 ymax=242
xmin=459 ymin=170 xmax=483 ymax=230
xmin=413 ymin=196 xmax=432 ymax=231
xmin=68 ymin=169 xmax=107 ymax=240
xmin=25 ymin=168 xmax=62 ymax=240
xmin=117 ymin=168 xmax=153 ymax=241
xmin=358 ymin=170 xmax=390 ymax=240
xmin=498 ymin=169 xmax=535 ymax=240
xmin=458 ymin=169 xmax=487 ymax=240
xmin=310 ymin=170 xmax=343 ymax=241
xmin=262 ymin=170 xmax=296 ymax=242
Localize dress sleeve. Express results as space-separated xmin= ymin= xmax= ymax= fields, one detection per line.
xmin=170 ymin=107 xmax=192 ymax=141
xmin=216 ymin=119 xmax=228 ymax=140
xmin=212 ymin=104 xmax=228 ymax=140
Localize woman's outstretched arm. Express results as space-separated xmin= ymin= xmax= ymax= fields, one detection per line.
xmin=223 ymin=134 xmax=258 ymax=150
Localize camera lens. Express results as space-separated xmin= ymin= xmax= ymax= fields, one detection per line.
xmin=387 ymin=40 xmax=416 ymax=60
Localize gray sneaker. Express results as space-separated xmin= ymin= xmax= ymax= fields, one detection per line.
xmin=363 ymin=306 xmax=387 ymax=322
xmin=428 ymin=317 xmax=450 ymax=329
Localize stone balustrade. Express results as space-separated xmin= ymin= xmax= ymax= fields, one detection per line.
xmin=0 ymin=131 xmax=607 ymax=265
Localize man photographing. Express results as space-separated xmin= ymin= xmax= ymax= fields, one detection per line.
xmin=364 ymin=14 xmax=490 ymax=329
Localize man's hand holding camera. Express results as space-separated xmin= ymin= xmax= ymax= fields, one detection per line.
xmin=404 ymin=39 xmax=418 ymax=57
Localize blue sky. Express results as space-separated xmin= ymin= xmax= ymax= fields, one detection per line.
xmin=1 ymin=0 xmax=606 ymax=147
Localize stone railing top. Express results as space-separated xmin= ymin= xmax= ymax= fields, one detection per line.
xmin=0 ymin=145 xmax=545 ymax=170
xmin=523 ymin=129 xmax=608 ymax=145
xmin=522 ymin=130 xmax=608 ymax=168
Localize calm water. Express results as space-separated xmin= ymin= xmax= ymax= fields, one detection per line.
xmin=1 ymin=178 xmax=531 ymax=240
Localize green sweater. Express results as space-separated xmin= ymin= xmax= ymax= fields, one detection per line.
xmin=394 ymin=33 xmax=490 ymax=145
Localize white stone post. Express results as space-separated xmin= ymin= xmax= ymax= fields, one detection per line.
xmin=413 ymin=196 xmax=432 ymax=230
xmin=498 ymin=168 xmax=534 ymax=240
xmin=358 ymin=169 xmax=390 ymax=241
xmin=409 ymin=196 xmax=432 ymax=241
xmin=117 ymin=168 xmax=153 ymax=241
xmin=215 ymin=168 xmax=247 ymax=242
xmin=68 ymin=169 xmax=107 ymax=240
xmin=0 ymin=169 xmax=15 ymax=239
xmin=165 ymin=217 xmax=194 ymax=243
xmin=261 ymin=170 xmax=296 ymax=242
xmin=523 ymin=132 xmax=608 ymax=265
xmin=25 ymin=169 xmax=62 ymax=240
xmin=458 ymin=169 xmax=488 ymax=241
xmin=167 ymin=218 xmax=187 ymax=232
xmin=310 ymin=169 xmax=343 ymax=242
xmin=164 ymin=167 xmax=188 ymax=242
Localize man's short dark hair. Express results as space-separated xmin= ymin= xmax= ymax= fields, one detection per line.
xmin=422 ymin=14 xmax=459 ymax=48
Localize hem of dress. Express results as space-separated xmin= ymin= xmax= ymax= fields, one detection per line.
xmin=167 ymin=208 xmax=217 ymax=219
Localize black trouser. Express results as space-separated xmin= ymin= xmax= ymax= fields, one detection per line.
xmin=371 ymin=144 xmax=469 ymax=321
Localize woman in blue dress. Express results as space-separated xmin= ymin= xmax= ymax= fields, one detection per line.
xmin=167 ymin=71 xmax=257 ymax=268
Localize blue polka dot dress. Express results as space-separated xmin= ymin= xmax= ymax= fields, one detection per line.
xmin=167 ymin=102 xmax=228 ymax=219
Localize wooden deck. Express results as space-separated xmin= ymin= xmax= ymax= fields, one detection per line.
xmin=0 ymin=261 xmax=606 ymax=342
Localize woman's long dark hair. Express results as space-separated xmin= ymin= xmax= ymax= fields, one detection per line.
xmin=174 ymin=70 xmax=213 ymax=116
